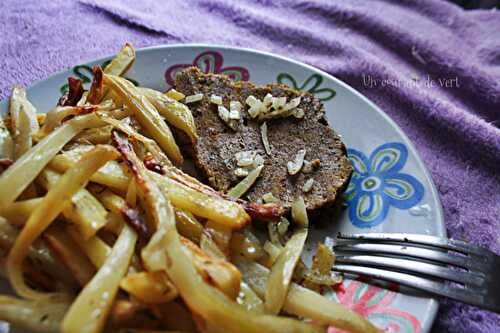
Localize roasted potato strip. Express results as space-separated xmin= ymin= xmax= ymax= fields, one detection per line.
xmin=73 ymin=125 xmax=113 ymax=144
xmin=175 ymin=210 xmax=203 ymax=243
xmin=182 ymin=237 xmax=241 ymax=299
xmin=202 ymin=220 xmax=232 ymax=259
xmin=139 ymin=87 xmax=198 ymax=143
xmin=0 ymin=113 xmax=106 ymax=212
xmin=1 ymin=197 xmax=41 ymax=226
xmin=49 ymin=144 xmax=130 ymax=192
xmin=62 ymin=225 xmax=137 ymax=333
xmin=0 ymin=295 xmax=70 ymax=333
xmin=120 ymin=271 xmax=178 ymax=304
xmin=237 ymin=281 xmax=265 ymax=314
xmin=66 ymin=225 xmax=112 ymax=268
xmin=0 ymin=117 xmax=14 ymax=166
xmin=9 ymin=86 xmax=39 ymax=159
xmin=265 ymin=227 xmax=307 ymax=314
xmin=104 ymin=43 xmax=136 ymax=76
xmin=38 ymin=168 xmax=109 ymax=239
xmin=238 ymin=261 xmax=381 ymax=333
xmin=227 ymin=165 xmax=264 ymax=199
xmin=87 ymin=66 xmax=104 ymax=104
xmin=0 ymin=217 xmax=77 ymax=290
xmin=104 ymin=74 xmax=183 ymax=164
xmin=149 ymin=171 xmax=250 ymax=229
xmin=44 ymin=225 xmax=96 ymax=286
xmin=265 ymin=197 xmax=309 ymax=314
xmin=37 ymin=105 xmax=98 ymax=139
xmin=6 ymin=145 xmax=118 ymax=300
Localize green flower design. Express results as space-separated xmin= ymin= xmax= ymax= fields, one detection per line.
xmin=60 ymin=60 xmax=139 ymax=94
xmin=276 ymin=73 xmax=336 ymax=101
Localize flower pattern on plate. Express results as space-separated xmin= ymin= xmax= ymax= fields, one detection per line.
xmin=327 ymin=280 xmax=421 ymax=333
xmin=59 ymin=60 xmax=139 ymax=94
xmin=345 ymin=142 xmax=424 ymax=228
xmin=276 ymin=73 xmax=336 ymax=101
xmin=164 ymin=51 xmax=250 ymax=86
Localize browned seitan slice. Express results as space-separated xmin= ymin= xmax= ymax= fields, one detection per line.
xmin=174 ymin=67 xmax=352 ymax=213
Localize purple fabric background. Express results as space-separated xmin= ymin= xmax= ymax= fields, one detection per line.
xmin=0 ymin=0 xmax=499 ymax=332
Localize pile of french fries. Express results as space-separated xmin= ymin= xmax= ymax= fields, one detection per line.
xmin=0 ymin=44 xmax=381 ymax=333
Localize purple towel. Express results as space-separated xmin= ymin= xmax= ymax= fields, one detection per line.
xmin=0 ymin=0 xmax=499 ymax=332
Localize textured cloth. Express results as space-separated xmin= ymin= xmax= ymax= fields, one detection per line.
xmin=0 ymin=0 xmax=499 ymax=332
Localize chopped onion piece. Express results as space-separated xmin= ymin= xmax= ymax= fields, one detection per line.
xmin=245 ymin=95 xmax=260 ymax=108
xmin=267 ymin=222 xmax=282 ymax=246
xmin=263 ymin=241 xmax=283 ymax=265
xmin=230 ymin=101 xmax=242 ymax=112
xmin=303 ymin=178 xmax=314 ymax=192
xmin=165 ymin=89 xmax=185 ymax=101
xmin=284 ymin=96 xmax=301 ymax=111
xmin=262 ymin=192 xmax=278 ymax=204
xmin=272 ymin=96 xmax=287 ymax=110
xmin=262 ymin=93 xmax=273 ymax=110
xmin=291 ymin=196 xmax=308 ymax=227
xmin=292 ymin=108 xmax=305 ymax=119
xmin=229 ymin=110 xmax=241 ymax=120
xmin=277 ymin=217 xmax=290 ymax=237
xmin=253 ymin=154 xmax=264 ymax=168
xmin=287 ymin=149 xmax=306 ymax=175
xmin=235 ymin=150 xmax=257 ymax=160
xmin=234 ymin=167 xmax=249 ymax=177
xmin=227 ymin=165 xmax=264 ymax=198
xmin=248 ymin=105 xmax=261 ymax=118
xmin=210 ymin=94 xmax=223 ymax=105
xmin=184 ymin=93 xmax=203 ymax=104
xmin=260 ymin=122 xmax=271 ymax=155
xmin=218 ymin=105 xmax=230 ymax=122
xmin=235 ymin=150 xmax=257 ymax=167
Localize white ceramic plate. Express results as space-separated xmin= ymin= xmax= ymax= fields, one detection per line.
xmin=0 ymin=44 xmax=445 ymax=333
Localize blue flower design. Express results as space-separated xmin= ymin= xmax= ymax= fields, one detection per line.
xmin=345 ymin=142 xmax=424 ymax=228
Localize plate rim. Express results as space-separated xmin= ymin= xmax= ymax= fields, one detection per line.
xmin=1 ymin=43 xmax=445 ymax=332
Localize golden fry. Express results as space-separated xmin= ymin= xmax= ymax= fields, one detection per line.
xmin=0 ymin=113 xmax=106 ymax=212
xmin=227 ymin=165 xmax=263 ymax=199
xmin=49 ymin=144 xmax=130 ymax=193
xmin=66 ymin=225 xmax=112 ymax=268
xmin=175 ymin=209 xmax=203 ymax=243
xmin=238 ymin=261 xmax=382 ymax=333
xmin=139 ymin=87 xmax=198 ymax=143
xmin=104 ymin=43 xmax=136 ymax=76
xmin=44 ymin=225 xmax=96 ymax=286
xmin=237 ymin=281 xmax=265 ymax=314
xmin=6 ymin=145 xmax=118 ymax=300
xmin=0 ymin=294 xmax=70 ymax=333
xmin=9 ymin=86 xmax=39 ymax=159
xmin=104 ymin=74 xmax=183 ymax=164
xmin=0 ymin=115 xmax=14 ymax=164
xmin=38 ymin=168 xmax=109 ymax=239
xmin=149 ymin=171 xmax=250 ymax=229
xmin=62 ymin=225 xmax=137 ymax=333
xmin=120 ymin=271 xmax=178 ymax=304
xmin=265 ymin=228 xmax=307 ymax=314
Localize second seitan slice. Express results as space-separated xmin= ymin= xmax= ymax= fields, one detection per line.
xmin=174 ymin=67 xmax=352 ymax=213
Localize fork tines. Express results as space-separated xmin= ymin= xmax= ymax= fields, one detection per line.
xmin=332 ymin=233 xmax=500 ymax=313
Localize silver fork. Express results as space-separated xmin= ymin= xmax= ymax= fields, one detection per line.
xmin=332 ymin=233 xmax=500 ymax=313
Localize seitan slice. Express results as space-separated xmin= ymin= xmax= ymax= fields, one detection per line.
xmin=174 ymin=67 xmax=352 ymax=213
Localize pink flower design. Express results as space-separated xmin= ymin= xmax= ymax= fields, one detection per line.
xmin=164 ymin=51 xmax=250 ymax=86
xmin=327 ymin=280 xmax=421 ymax=333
